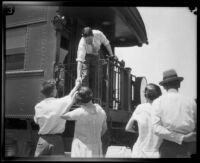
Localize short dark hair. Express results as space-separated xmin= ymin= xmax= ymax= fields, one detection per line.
xmin=76 ymin=86 xmax=93 ymax=104
xmin=81 ymin=27 xmax=93 ymax=38
xmin=145 ymin=83 xmax=162 ymax=101
xmin=40 ymin=79 xmax=56 ymax=97
xmin=162 ymin=80 xmax=180 ymax=90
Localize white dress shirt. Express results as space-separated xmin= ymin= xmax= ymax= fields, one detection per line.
xmin=152 ymin=88 xmax=196 ymax=145
xmin=34 ymin=96 xmax=71 ymax=135
xmin=76 ymin=30 xmax=110 ymax=62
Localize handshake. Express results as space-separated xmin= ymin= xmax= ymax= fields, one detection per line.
xmin=75 ymin=77 xmax=82 ymax=87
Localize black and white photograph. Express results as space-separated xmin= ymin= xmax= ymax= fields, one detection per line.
xmin=2 ymin=1 xmax=198 ymax=161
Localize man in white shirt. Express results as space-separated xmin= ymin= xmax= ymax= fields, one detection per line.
xmin=76 ymin=27 xmax=116 ymax=97
xmin=152 ymin=69 xmax=197 ymax=158
xmin=34 ymin=79 xmax=81 ymax=157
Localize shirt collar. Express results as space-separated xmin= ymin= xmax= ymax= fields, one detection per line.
xmin=44 ymin=97 xmax=55 ymax=100
xmin=167 ymin=88 xmax=178 ymax=93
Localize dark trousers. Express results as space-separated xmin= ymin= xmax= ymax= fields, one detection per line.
xmin=34 ymin=134 xmax=64 ymax=157
xmin=81 ymin=54 xmax=99 ymax=98
xmin=159 ymin=140 xmax=196 ymax=158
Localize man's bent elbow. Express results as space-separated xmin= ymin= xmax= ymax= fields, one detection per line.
xmin=60 ymin=115 xmax=68 ymax=120
xmin=152 ymin=124 xmax=161 ymax=136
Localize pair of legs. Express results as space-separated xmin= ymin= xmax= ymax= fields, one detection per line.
xmin=34 ymin=135 xmax=64 ymax=157
xmin=159 ymin=140 xmax=196 ymax=158
xmin=81 ymin=54 xmax=99 ymax=98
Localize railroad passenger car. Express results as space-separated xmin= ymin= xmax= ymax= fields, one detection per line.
xmin=4 ymin=5 xmax=148 ymax=157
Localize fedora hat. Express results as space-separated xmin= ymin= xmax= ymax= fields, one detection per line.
xmin=159 ymin=69 xmax=184 ymax=86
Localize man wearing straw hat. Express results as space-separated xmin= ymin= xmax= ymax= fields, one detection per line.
xmin=152 ymin=69 xmax=197 ymax=158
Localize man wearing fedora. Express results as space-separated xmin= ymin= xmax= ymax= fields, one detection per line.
xmin=152 ymin=69 xmax=196 ymax=158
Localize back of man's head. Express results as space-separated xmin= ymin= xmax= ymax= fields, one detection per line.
xmin=145 ymin=83 xmax=162 ymax=101
xmin=163 ymin=81 xmax=181 ymax=90
xmin=76 ymin=86 xmax=93 ymax=104
xmin=41 ymin=79 xmax=56 ymax=97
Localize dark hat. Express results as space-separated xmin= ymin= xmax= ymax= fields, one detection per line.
xmin=159 ymin=69 xmax=184 ymax=86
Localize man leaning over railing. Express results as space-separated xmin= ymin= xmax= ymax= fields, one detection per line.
xmin=76 ymin=27 xmax=117 ymax=97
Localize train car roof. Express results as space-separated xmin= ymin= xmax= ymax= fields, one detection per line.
xmin=60 ymin=7 xmax=148 ymax=47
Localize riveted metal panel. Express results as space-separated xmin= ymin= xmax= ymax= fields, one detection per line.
xmin=26 ymin=6 xmax=58 ymax=79
xmin=26 ymin=23 xmax=48 ymax=70
xmin=5 ymin=70 xmax=44 ymax=117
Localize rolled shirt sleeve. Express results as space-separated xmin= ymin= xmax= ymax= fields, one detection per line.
xmin=101 ymin=112 xmax=107 ymax=135
xmin=152 ymin=99 xmax=185 ymax=145
xmin=102 ymin=109 xmax=107 ymax=127
xmin=34 ymin=104 xmax=40 ymax=124
xmin=76 ymin=38 xmax=86 ymax=62
xmin=64 ymin=108 xmax=82 ymax=121
xmin=98 ymin=31 xmax=110 ymax=46
xmin=34 ymin=114 xmax=38 ymax=124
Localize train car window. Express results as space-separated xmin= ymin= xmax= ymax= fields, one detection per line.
xmin=6 ymin=27 xmax=26 ymax=49
xmin=5 ymin=118 xmax=27 ymax=130
xmin=6 ymin=27 xmax=26 ymax=71
xmin=6 ymin=53 xmax=24 ymax=70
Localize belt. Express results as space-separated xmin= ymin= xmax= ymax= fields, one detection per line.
xmin=86 ymin=53 xmax=98 ymax=56
xmin=39 ymin=133 xmax=62 ymax=136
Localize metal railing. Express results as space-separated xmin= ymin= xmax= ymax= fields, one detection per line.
xmin=54 ymin=57 xmax=136 ymax=111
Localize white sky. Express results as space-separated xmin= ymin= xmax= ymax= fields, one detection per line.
xmin=115 ymin=7 xmax=197 ymax=99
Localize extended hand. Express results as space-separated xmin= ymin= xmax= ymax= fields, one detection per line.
xmin=75 ymin=77 xmax=82 ymax=87
xmin=71 ymin=91 xmax=78 ymax=104
xmin=113 ymin=55 xmax=118 ymax=60
xmin=107 ymin=55 xmax=118 ymax=61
